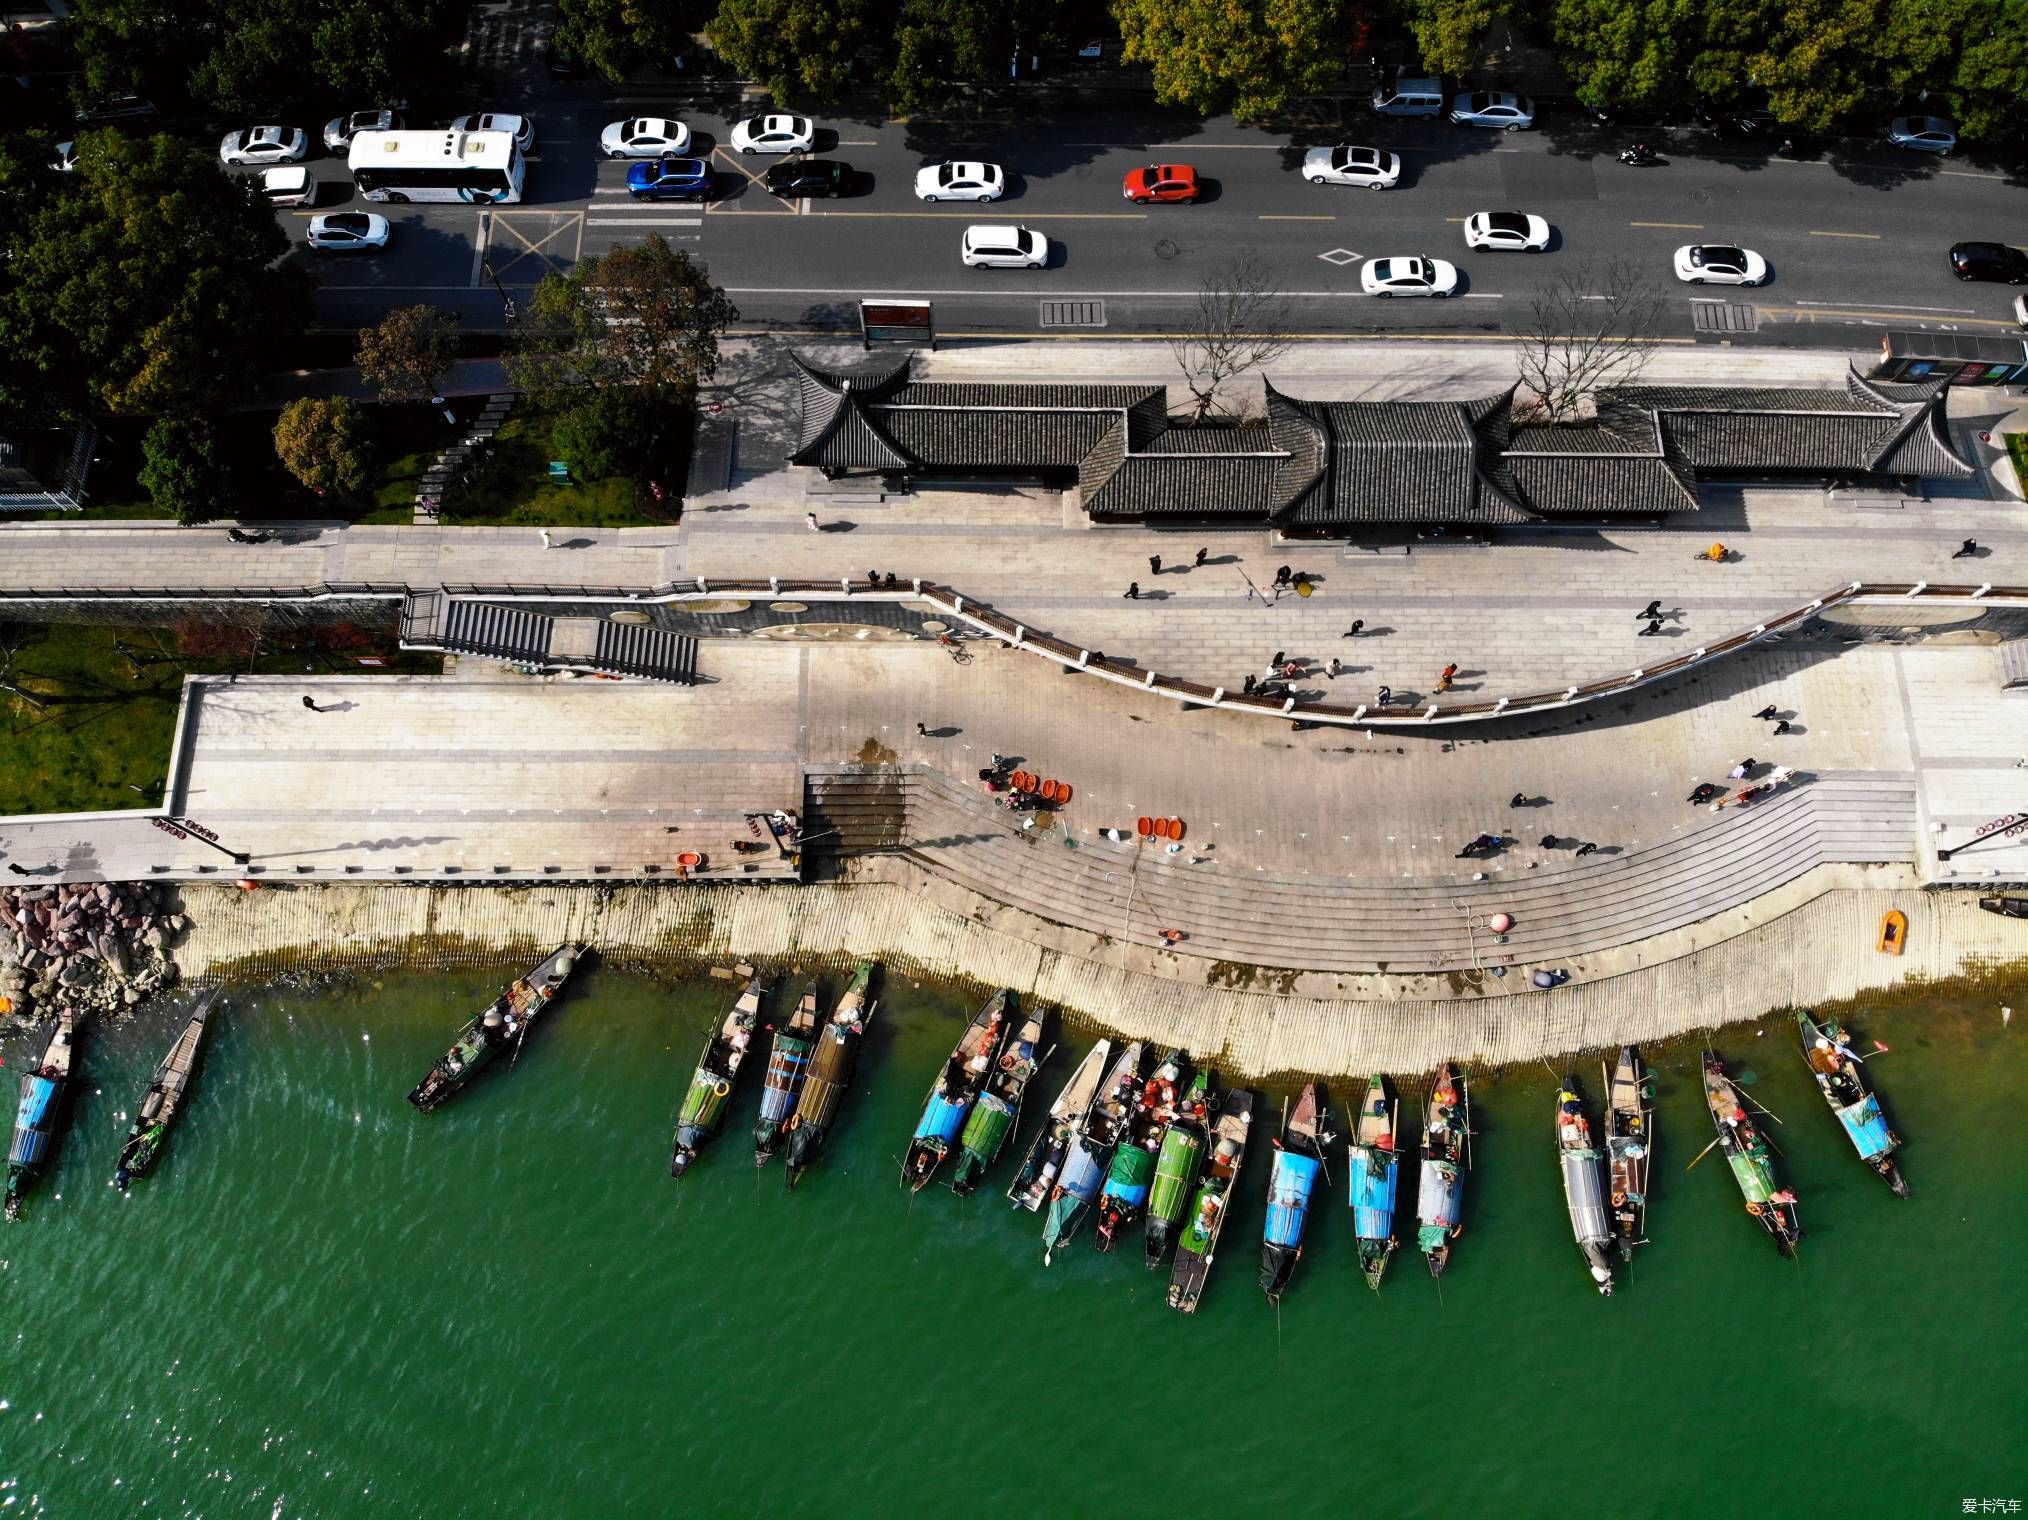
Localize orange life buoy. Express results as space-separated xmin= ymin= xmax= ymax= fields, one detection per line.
xmin=1611 ymin=1191 xmax=1627 ymax=1207
xmin=1055 ymin=782 xmax=1071 ymax=804
xmin=1170 ymin=819 xmax=1186 ymax=841
xmin=1137 ymin=816 xmax=1153 ymax=837
xmin=1746 ymin=1200 xmax=1764 ymax=1216
xmin=1021 ymin=772 xmax=1039 ymax=794
xmin=676 ymin=851 xmax=703 ymax=868
xmin=1043 ymin=779 xmax=1061 ymax=802
xmin=1010 ymin=770 xmax=1029 ymax=790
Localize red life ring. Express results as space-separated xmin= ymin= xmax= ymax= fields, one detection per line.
xmin=1137 ymin=816 xmax=1153 ymax=837
xmin=1169 ymin=819 xmax=1186 ymax=841
xmin=1055 ymin=782 xmax=1072 ymax=804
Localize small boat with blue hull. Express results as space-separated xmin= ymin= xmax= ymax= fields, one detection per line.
xmin=902 ymin=989 xmax=1013 ymax=1192
xmin=6 ymin=1012 xmax=79 ymax=1222
xmin=408 ymin=944 xmax=585 ymax=1112
xmin=1416 ymin=1064 xmax=1467 ymax=1278
xmin=1702 ymin=1051 xmax=1802 ymax=1256
xmin=1041 ymin=1041 xmax=1142 ymax=1262
xmin=949 ymin=1006 xmax=1046 ymax=1196
xmin=1095 ymin=1049 xmax=1189 ymax=1253
xmin=1144 ymin=1069 xmax=1213 ymax=1269
xmin=1009 ymin=1039 xmax=1110 ymax=1212
xmin=1605 ymin=1047 xmax=1654 ymax=1261
xmin=752 ymin=983 xmax=819 ymax=1166
xmin=1556 ymin=1076 xmax=1616 ymax=1295
xmin=114 ymin=992 xmax=217 ymax=1192
xmin=1349 ymin=1074 xmax=1401 ymax=1289
xmin=1167 ymin=1087 xmax=1252 ymax=1313
xmin=1260 ymin=1082 xmax=1327 ymax=1306
xmin=783 ymin=963 xmax=876 ymax=1189
xmin=1796 ymin=1011 xmax=1907 ymax=1197
xmin=670 ymin=976 xmax=764 ymax=1178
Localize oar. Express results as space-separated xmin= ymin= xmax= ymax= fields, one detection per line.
xmin=1684 ymin=1135 xmax=1722 ymax=1172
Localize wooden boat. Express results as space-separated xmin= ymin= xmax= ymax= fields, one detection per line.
xmin=1876 ymin=909 xmax=1907 ymax=955
xmin=1796 ymin=1010 xmax=1907 ymax=1197
xmin=1604 ymin=1047 xmax=1654 ymax=1262
xmin=1260 ymin=1082 xmax=1328 ymax=1306
xmin=113 ymin=992 xmax=217 ymax=1192
xmin=1041 ymin=1041 xmax=1142 ymax=1262
xmin=782 ymin=962 xmax=876 ymax=1189
xmin=1095 ymin=1049 xmax=1191 ymax=1253
xmin=6 ymin=1012 xmax=79 ymax=1222
xmin=407 ymin=944 xmax=585 ymax=1112
xmin=1977 ymin=894 xmax=2028 ymax=919
xmin=669 ymin=976 xmax=765 ymax=1178
xmin=901 ymin=989 xmax=1013 ymax=1192
xmin=949 ymin=1006 xmax=1047 ymax=1196
xmin=1167 ymin=1087 xmax=1253 ymax=1313
xmin=1554 ymin=1075 xmax=1616 ymax=1295
xmin=1008 ymin=1039 xmax=1111 ymax=1212
xmin=752 ymin=982 xmax=820 ymax=1166
xmin=1701 ymin=1051 xmax=1802 ymax=1255
xmin=1415 ymin=1063 xmax=1468 ymax=1278
xmin=1144 ymin=1069 xmax=1213 ymax=1269
xmin=1348 ymin=1074 xmax=1401 ymax=1289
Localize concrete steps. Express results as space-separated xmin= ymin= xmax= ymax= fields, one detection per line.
xmin=413 ymin=393 xmax=517 ymax=525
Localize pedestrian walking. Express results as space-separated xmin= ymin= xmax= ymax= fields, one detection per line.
xmin=1149 ymin=554 xmax=1162 ymax=575
xmin=1952 ymin=538 xmax=1978 ymax=559
xmin=1274 ymin=565 xmax=1292 ymax=588
xmin=1194 ymin=546 xmax=1207 ymax=567
xmin=1753 ymin=705 xmax=1778 ymax=720
xmin=1688 ymin=783 xmax=1721 ymax=804
xmin=915 ymin=722 xmax=928 ymax=736
xmin=1376 ymin=684 xmax=1392 ymax=706
xmin=540 ymin=527 xmax=554 ymax=550
xmin=302 ymin=695 xmax=322 ymax=712
xmin=1574 ymin=842 xmax=1598 ymax=857
xmin=1269 ymin=651 xmax=1285 ymax=674
xmin=1772 ymin=719 xmax=1793 ymax=735
xmin=1510 ymin=792 xmax=1526 ymax=808
xmin=1638 ymin=617 xmax=1663 ymax=636
xmin=1243 ymin=673 xmax=1257 ymax=694
xmin=1327 ymin=657 xmax=1341 ymax=679
xmin=1343 ymin=619 xmax=1364 ymax=638
xmin=1729 ymin=757 xmax=1755 ymax=779
xmin=6 ymin=863 xmax=31 ymax=876
xmin=1639 ymin=600 xmax=1661 ymax=620
xmin=1124 ymin=582 xmax=1140 ymax=599
xmin=806 ymin=512 xmax=820 ymax=533
xmin=1436 ymin=661 xmax=1457 ymax=692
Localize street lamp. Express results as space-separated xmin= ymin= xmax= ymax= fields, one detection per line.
xmin=481 ymin=257 xmax=515 ymax=325
xmin=152 ymin=815 xmax=250 ymax=865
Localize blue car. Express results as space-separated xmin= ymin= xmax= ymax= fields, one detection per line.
xmin=627 ymin=155 xmax=712 ymax=201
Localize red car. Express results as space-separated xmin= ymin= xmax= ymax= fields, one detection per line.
xmin=1122 ymin=163 xmax=1199 ymax=203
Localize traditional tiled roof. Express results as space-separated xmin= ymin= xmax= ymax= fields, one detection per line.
xmin=1081 ymin=422 xmax=1285 ymax=519
xmin=1269 ymin=390 xmax=1530 ymax=525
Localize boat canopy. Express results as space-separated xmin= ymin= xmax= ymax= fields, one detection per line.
xmin=1349 ymin=1149 xmax=1399 ymax=1241
xmin=1102 ymin=1143 xmax=1156 ymax=1207
xmin=1057 ymin=1141 xmax=1108 ymax=1203
xmin=959 ymin=1092 xmax=1016 ymax=1156
xmin=1417 ymin=1157 xmax=1461 ymax=1233
xmin=1835 ymin=1092 xmax=1894 ymax=1161
xmin=1561 ymin=1149 xmax=1610 ymax=1243
xmin=912 ymin=1092 xmax=970 ymax=1145
xmin=1264 ymin=1151 xmax=1320 ymax=1247
xmin=14 ymin=1072 xmax=61 ymax=1132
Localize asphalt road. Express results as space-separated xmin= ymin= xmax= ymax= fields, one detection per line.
xmin=282 ymin=90 xmax=2028 ymax=346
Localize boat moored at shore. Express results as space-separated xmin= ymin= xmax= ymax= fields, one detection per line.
xmin=1260 ymin=1083 xmax=1328 ymax=1306
xmin=1041 ymin=1041 xmax=1142 ymax=1262
xmin=783 ymin=962 xmax=876 ymax=1189
xmin=407 ymin=944 xmax=585 ymax=1113
xmin=1167 ymin=1086 xmax=1252 ymax=1313
xmin=1349 ymin=1075 xmax=1402 ymax=1290
xmin=1416 ymin=1064 xmax=1467 ymax=1278
xmin=1094 ymin=1049 xmax=1190 ymax=1253
xmin=1555 ymin=1076 xmax=1615 ymax=1296
xmin=1605 ymin=1047 xmax=1654 ymax=1262
xmin=902 ymin=989 xmax=1012 ymax=1192
xmin=114 ymin=992 xmax=217 ymax=1192
xmin=6 ymin=1011 xmax=79 ymax=1222
xmin=949 ymin=1005 xmax=1046 ymax=1196
xmin=753 ymin=983 xmax=819 ymax=1167
xmin=1144 ymin=1069 xmax=1212 ymax=1269
xmin=1701 ymin=1051 xmax=1802 ymax=1255
xmin=1796 ymin=1011 xmax=1907 ymax=1197
xmin=670 ymin=976 xmax=765 ymax=1177
xmin=1009 ymin=1039 xmax=1110 ymax=1212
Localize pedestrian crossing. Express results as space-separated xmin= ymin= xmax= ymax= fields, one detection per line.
xmin=584 ymin=186 xmax=704 ymax=243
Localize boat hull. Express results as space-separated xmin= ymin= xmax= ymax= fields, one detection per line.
xmin=1260 ymin=1148 xmax=1320 ymax=1303
xmin=408 ymin=945 xmax=582 ymax=1112
xmin=6 ymin=1017 xmax=78 ymax=1222
xmin=1168 ymin=1090 xmax=1252 ymax=1313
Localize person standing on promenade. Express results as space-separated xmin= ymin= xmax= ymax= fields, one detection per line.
xmin=302 ymin=695 xmax=323 ymax=712
xmin=806 ymin=512 xmax=820 ymax=532
xmin=1436 ymin=662 xmax=1457 ymax=692
xmin=1639 ymin=600 xmax=1661 ymax=620
xmin=1194 ymin=547 xmax=1207 ymax=567
xmin=1124 ymin=582 xmax=1140 ymax=599
xmin=1343 ymin=620 xmax=1364 ymax=638
xmin=1376 ymin=685 xmax=1392 ymax=706
xmin=1952 ymin=539 xmax=1978 ymax=559
xmin=1149 ymin=553 xmax=1161 ymax=575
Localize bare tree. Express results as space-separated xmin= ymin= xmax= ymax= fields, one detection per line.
xmin=1514 ymin=258 xmax=1666 ymax=425
xmin=1170 ymin=252 xmax=1295 ymax=421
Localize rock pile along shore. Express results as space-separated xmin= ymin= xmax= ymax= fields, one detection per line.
xmin=1 ymin=881 xmax=184 ymax=1024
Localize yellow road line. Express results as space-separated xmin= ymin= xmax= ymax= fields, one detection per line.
xmin=1757 ymin=305 xmax=2021 ymax=330
xmin=1808 ymin=229 xmax=1881 ymax=239
xmin=1630 ymin=221 xmax=1702 ymax=229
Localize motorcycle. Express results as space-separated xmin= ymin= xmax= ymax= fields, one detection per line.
xmin=1617 ymin=146 xmax=1666 ymax=167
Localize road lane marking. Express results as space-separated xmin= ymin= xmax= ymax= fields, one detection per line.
xmin=836 ymin=140 xmax=877 ymax=145
xmin=807 ymin=210 xmax=1147 ymax=219
xmin=1758 ymin=305 xmax=2018 ymax=330
xmin=1460 ymin=293 xmax=1503 ymax=299
xmin=469 ymin=210 xmax=491 ymax=288
xmin=585 ymin=217 xmax=704 ymax=227
xmin=1942 ymin=169 xmax=2002 ymax=179
xmin=1808 ymin=229 xmax=1881 ymax=239
xmin=1065 ymin=142 xmax=1287 ymax=149
xmin=1793 ymin=299 xmax=1975 ymax=314
xmin=1259 ymin=214 xmax=1334 ymax=221
xmin=1630 ymin=221 xmax=1703 ymax=229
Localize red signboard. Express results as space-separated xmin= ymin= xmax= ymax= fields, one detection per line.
xmin=860 ymin=299 xmax=934 ymax=350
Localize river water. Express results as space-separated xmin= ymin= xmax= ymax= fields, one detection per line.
xmin=3 ymin=959 xmax=2022 ymax=1519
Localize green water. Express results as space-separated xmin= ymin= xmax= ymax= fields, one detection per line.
xmin=4 ymin=962 xmax=2024 ymax=1520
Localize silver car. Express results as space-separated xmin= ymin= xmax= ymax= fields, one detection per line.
xmin=323 ymin=110 xmax=402 ymax=152
xmin=218 ymin=126 xmax=309 ymax=166
xmin=450 ymin=113 xmax=535 ymax=152
xmin=1448 ymin=91 xmax=1535 ymax=130
xmin=1886 ymin=115 xmax=1955 ymax=154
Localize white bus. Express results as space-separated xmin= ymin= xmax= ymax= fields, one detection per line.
xmin=347 ymin=129 xmax=524 ymax=204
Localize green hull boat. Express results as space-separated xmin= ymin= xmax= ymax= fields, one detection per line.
xmin=1167 ymin=1087 xmax=1253 ymax=1312
xmin=949 ymin=1007 xmax=1047 ymax=1196
xmin=1144 ymin=1070 xmax=1212 ymax=1269
xmin=669 ymin=976 xmax=764 ymax=1178
xmin=1701 ymin=1050 xmax=1801 ymax=1255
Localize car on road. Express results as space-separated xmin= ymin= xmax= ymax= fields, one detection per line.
xmin=961 ymin=224 xmax=1048 ymax=269
xmin=219 ymin=126 xmax=308 ymax=166
xmin=323 ymin=110 xmax=402 ymax=152
xmin=731 ymin=114 xmax=814 ymax=154
xmin=627 ymin=155 xmax=713 ymax=200
xmin=258 ymin=166 xmax=315 ymax=207
xmin=450 ymin=113 xmax=535 ymax=152
xmin=73 ymin=94 xmax=157 ymax=126
xmin=600 ymin=117 xmax=691 ymax=158
xmin=1673 ymin=244 xmax=1768 ymax=285
xmin=307 ymin=211 xmax=391 ymax=251
xmin=1122 ymin=163 xmax=1199 ymax=202
xmin=2014 ymin=292 xmax=2028 ymax=328
xmin=1360 ymin=256 xmax=1459 ymax=297
xmin=1887 ymin=115 xmax=1956 ymax=154
xmin=1463 ymin=210 xmax=1550 ymax=252
xmin=1302 ymin=144 xmax=1400 ymax=189
xmin=915 ymin=161 xmax=1005 ymax=202
xmin=1449 ymin=92 xmax=1534 ymax=130
xmin=1949 ymin=241 xmax=2028 ymax=283
xmin=763 ymin=157 xmax=852 ymax=197
xmin=1696 ymin=97 xmax=1778 ymax=141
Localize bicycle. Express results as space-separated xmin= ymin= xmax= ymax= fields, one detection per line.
xmin=936 ymin=632 xmax=973 ymax=665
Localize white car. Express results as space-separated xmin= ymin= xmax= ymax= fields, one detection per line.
xmin=1673 ymin=243 xmax=1768 ymax=285
xmin=2014 ymin=292 xmax=2028 ymax=329
xmin=1886 ymin=115 xmax=1955 ymax=154
xmin=218 ymin=126 xmax=308 ymax=166
xmin=600 ymin=117 xmax=691 ymax=158
xmin=730 ymin=114 xmax=814 ymax=154
xmin=1302 ymin=144 xmax=1400 ymax=189
xmin=1449 ymin=91 xmax=1535 ymax=130
xmin=1463 ymin=210 xmax=1550 ymax=252
xmin=1360 ymin=256 xmax=1459 ymax=297
xmin=451 ymin=113 xmax=535 ymax=152
xmin=307 ymin=211 xmax=391 ymax=251
xmin=323 ymin=109 xmax=401 ymax=152
xmin=915 ymin=161 xmax=1005 ymax=202
xmin=961 ymin=224 xmax=1047 ymax=269
xmin=51 ymin=140 xmax=77 ymax=172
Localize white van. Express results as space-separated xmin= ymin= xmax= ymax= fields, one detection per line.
xmin=259 ymin=166 xmax=315 ymax=207
xmin=1373 ymin=74 xmax=1445 ymax=117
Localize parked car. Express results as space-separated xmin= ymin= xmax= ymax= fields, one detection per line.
xmin=1122 ymin=163 xmax=1199 ymax=202
xmin=730 ymin=114 xmax=814 ymax=154
xmin=2013 ymin=292 xmax=2028 ymax=328
xmin=600 ymin=117 xmax=691 ymax=158
xmin=627 ymin=156 xmax=713 ymax=200
xmin=914 ymin=161 xmax=1005 ymax=202
xmin=323 ymin=110 xmax=402 ymax=152
xmin=258 ymin=166 xmax=315 ymax=207
xmin=1695 ymin=96 xmax=1777 ymax=141
xmin=1949 ymin=242 xmax=2028 ymax=283
xmin=961 ymin=224 xmax=1048 ymax=269
xmin=1302 ymin=144 xmax=1400 ymax=189
xmin=763 ymin=157 xmax=851 ymax=197
xmin=1360 ymin=256 xmax=1459 ymax=296
xmin=450 ymin=113 xmax=535 ymax=151
xmin=307 ymin=211 xmax=390 ymax=250
xmin=1449 ymin=91 xmax=1534 ymax=130
xmin=1673 ymin=244 xmax=1768 ymax=285
xmin=73 ymin=94 xmax=157 ymax=125
xmin=218 ymin=126 xmax=309 ymax=166
xmin=1463 ymin=210 xmax=1550 ymax=252
xmin=1886 ymin=115 xmax=1956 ymax=154
xmin=1581 ymin=101 xmax=1682 ymax=130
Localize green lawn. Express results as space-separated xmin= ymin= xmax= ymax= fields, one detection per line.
xmin=401 ymin=404 xmax=670 ymax=529
xmin=2009 ymin=430 xmax=2028 ymax=492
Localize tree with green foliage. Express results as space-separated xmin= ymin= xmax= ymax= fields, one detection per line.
xmin=357 ymin=306 xmax=463 ymax=406
xmin=555 ymin=0 xmax=709 ymax=83
xmin=1403 ymin=0 xmax=1509 ymax=78
xmin=552 ymin=388 xmax=686 ymax=480
xmin=707 ymin=0 xmax=871 ymax=104
xmin=273 ymin=398 xmax=375 ymax=500
xmin=139 ymin=415 xmax=235 ymax=525
xmin=1113 ymin=0 xmax=1344 ymax=120
xmin=1550 ymin=0 xmax=1695 ymax=108
xmin=885 ymin=0 xmax=1077 ymax=113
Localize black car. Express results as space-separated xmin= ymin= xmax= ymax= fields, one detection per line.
xmin=763 ymin=158 xmax=851 ymax=197
xmin=1949 ymin=241 xmax=2028 ymax=283
xmin=541 ymin=28 xmax=581 ymax=78
xmin=1583 ymin=101 xmax=1683 ymax=131
xmin=1695 ymin=95 xmax=1778 ymax=141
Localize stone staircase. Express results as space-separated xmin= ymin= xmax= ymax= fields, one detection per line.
xmin=413 ymin=393 xmax=516 ymax=524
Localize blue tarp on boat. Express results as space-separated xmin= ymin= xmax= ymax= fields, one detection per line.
xmin=756 ymin=1047 xmax=810 ymax=1124
xmin=1349 ymin=1148 xmax=1399 ymax=1243
xmin=14 ymin=1072 xmax=59 ymax=1131
xmin=1058 ymin=1141 xmax=1107 ymax=1203
xmin=1836 ymin=1092 xmax=1894 ymax=1161
xmin=912 ymin=1092 xmax=970 ymax=1145
xmin=1264 ymin=1151 xmax=1321 ymax=1248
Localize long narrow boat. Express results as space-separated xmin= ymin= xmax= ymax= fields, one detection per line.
xmin=1416 ymin=1063 xmax=1468 ymax=1278
xmin=1795 ymin=1010 xmax=1907 ymax=1197
xmin=1701 ymin=1051 xmax=1802 ymax=1255
xmin=6 ymin=1012 xmax=79 ymax=1222
xmin=1008 ymin=1039 xmax=1111 ymax=1212
xmin=1348 ymin=1074 xmax=1402 ymax=1290
xmin=902 ymin=989 xmax=1013 ymax=1191
xmin=1041 ymin=1041 xmax=1142 ymax=1262
xmin=949 ymin=1005 xmax=1046 ymax=1196
xmin=783 ymin=962 xmax=876 ymax=1189
xmin=669 ymin=977 xmax=765 ymax=1178
xmin=1144 ymin=1069 xmax=1213 ymax=1269
xmin=113 ymin=992 xmax=217 ymax=1192
xmin=407 ymin=944 xmax=585 ymax=1112
xmin=1095 ymin=1049 xmax=1189 ymax=1253
xmin=752 ymin=983 xmax=819 ymax=1167
xmin=1167 ymin=1087 xmax=1253 ymax=1313
xmin=1555 ymin=1076 xmax=1616 ymax=1295
xmin=1260 ymin=1082 xmax=1327 ymax=1306
xmin=1604 ymin=1047 xmax=1655 ymax=1262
